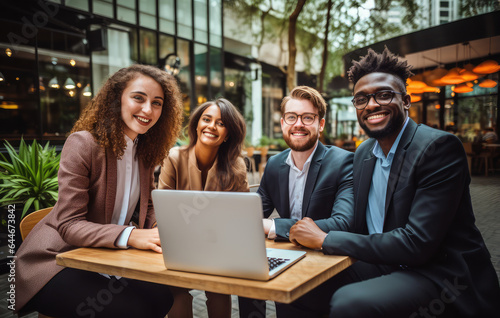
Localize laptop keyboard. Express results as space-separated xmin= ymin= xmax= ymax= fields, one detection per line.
xmin=268 ymin=257 xmax=290 ymax=271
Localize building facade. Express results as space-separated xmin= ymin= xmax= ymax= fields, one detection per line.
xmin=0 ymin=0 xmax=224 ymax=145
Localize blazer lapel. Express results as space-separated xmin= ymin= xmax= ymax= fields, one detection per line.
xmin=279 ymin=160 xmax=290 ymax=218
xmin=302 ymin=143 xmax=325 ymax=217
xmin=105 ymin=148 xmax=117 ymax=224
xmin=384 ymin=119 xmax=418 ymax=215
xmin=356 ymin=153 xmax=376 ymax=232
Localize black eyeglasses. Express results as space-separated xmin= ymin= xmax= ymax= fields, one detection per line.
xmin=282 ymin=112 xmax=318 ymax=126
xmin=351 ymin=90 xmax=405 ymax=110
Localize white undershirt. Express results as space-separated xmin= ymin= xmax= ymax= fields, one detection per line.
xmin=113 ymin=135 xmax=140 ymax=248
xmin=267 ymin=144 xmax=318 ymax=239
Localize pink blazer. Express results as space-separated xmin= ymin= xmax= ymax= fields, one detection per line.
xmin=15 ymin=131 xmax=157 ymax=311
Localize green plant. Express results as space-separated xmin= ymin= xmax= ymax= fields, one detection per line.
xmin=0 ymin=139 xmax=60 ymax=218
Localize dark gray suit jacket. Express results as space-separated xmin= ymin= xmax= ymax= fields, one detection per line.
xmin=323 ymin=119 xmax=500 ymax=316
xmin=258 ymin=142 xmax=354 ymax=240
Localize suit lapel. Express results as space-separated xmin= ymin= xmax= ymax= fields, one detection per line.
xmin=356 ymin=151 xmax=376 ymax=232
xmin=105 ymin=148 xmax=117 ymax=224
xmin=302 ymin=143 xmax=325 ymax=217
xmin=279 ymin=158 xmax=290 ymax=218
xmin=384 ymin=119 xmax=418 ymax=215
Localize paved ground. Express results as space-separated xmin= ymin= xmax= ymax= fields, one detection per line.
xmin=1 ymin=175 xmax=499 ymax=318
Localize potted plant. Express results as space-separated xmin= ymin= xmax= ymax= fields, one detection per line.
xmin=0 ymin=138 xmax=60 ymax=256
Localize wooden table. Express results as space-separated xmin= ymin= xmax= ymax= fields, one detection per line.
xmin=56 ymin=241 xmax=354 ymax=304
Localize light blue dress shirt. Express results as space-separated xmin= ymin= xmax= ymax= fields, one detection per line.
xmin=366 ymin=118 xmax=409 ymax=234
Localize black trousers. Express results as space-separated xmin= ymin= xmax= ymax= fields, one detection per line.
xmin=242 ymin=261 xmax=457 ymax=318
xmin=27 ymin=268 xmax=173 ymax=318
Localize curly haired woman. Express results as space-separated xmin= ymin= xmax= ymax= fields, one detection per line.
xmin=15 ymin=64 xmax=183 ymax=317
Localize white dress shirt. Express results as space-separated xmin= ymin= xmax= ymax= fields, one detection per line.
xmin=268 ymin=143 xmax=318 ymax=239
xmin=113 ymin=135 xmax=140 ymax=248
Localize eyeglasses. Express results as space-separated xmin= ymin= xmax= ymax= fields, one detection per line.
xmin=282 ymin=112 xmax=318 ymax=126
xmin=351 ymin=90 xmax=405 ymax=110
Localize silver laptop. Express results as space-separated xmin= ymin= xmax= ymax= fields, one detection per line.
xmin=151 ymin=189 xmax=306 ymax=281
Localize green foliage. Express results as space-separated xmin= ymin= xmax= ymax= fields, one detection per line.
xmin=0 ymin=139 xmax=60 ymax=218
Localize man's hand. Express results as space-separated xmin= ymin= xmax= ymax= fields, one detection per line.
xmin=289 ymin=217 xmax=327 ymax=250
xmin=128 ymin=228 xmax=162 ymax=253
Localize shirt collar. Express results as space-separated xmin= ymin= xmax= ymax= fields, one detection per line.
xmin=372 ymin=117 xmax=409 ymax=162
xmin=285 ymin=142 xmax=319 ymax=172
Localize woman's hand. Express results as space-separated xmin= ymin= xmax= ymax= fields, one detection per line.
xmin=127 ymin=228 xmax=162 ymax=253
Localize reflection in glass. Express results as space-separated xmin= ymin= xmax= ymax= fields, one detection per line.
xmin=139 ymin=29 xmax=157 ymax=64
xmin=93 ymin=0 xmax=113 ymax=18
xmin=117 ymin=0 xmax=136 ymax=24
xmin=177 ymin=39 xmax=192 ymax=120
xmin=209 ymin=0 xmax=222 ymax=47
xmin=195 ymin=44 xmax=208 ymax=106
xmin=139 ymin=0 xmax=156 ymax=29
xmin=194 ymin=0 xmax=208 ymax=44
xmin=159 ymin=0 xmax=175 ymax=34
xmin=177 ymin=0 xmax=193 ymax=39
xmin=210 ymin=47 xmax=222 ymax=98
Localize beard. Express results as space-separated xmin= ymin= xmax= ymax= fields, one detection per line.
xmin=283 ymin=129 xmax=319 ymax=152
xmin=360 ymin=110 xmax=406 ymax=140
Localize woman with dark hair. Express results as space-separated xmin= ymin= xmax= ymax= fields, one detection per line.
xmin=159 ymin=98 xmax=248 ymax=317
xmin=15 ymin=64 xmax=184 ymax=317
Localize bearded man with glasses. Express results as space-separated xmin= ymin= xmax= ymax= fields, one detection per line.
xmin=238 ymin=86 xmax=354 ymax=318
xmin=287 ymin=48 xmax=500 ymax=317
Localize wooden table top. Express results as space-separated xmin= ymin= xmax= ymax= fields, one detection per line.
xmin=56 ymin=241 xmax=354 ymax=304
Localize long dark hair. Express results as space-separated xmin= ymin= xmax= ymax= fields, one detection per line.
xmin=187 ymin=98 xmax=246 ymax=190
xmin=71 ymin=64 xmax=183 ymax=167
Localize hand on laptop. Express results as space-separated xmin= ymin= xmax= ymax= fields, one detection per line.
xmin=128 ymin=228 xmax=162 ymax=253
xmin=289 ymin=217 xmax=327 ymax=250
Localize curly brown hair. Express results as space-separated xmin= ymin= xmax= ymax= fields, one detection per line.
xmin=280 ymin=86 xmax=327 ymax=119
xmin=347 ymin=47 xmax=414 ymax=92
xmin=71 ymin=64 xmax=183 ymax=167
xmin=187 ymin=98 xmax=246 ymax=191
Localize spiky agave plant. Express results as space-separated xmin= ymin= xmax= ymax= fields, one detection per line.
xmin=0 ymin=138 xmax=60 ymax=218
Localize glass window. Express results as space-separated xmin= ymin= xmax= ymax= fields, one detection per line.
xmin=38 ymin=52 xmax=91 ymax=141
xmin=177 ymin=0 xmax=193 ymax=39
xmin=194 ymin=0 xmax=208 ymax=44
xmin=426 ymin=101 xmax=441 ymax=128
xmin=0 ymin=39 xmax=39 ymax=140
xmin=209 ymin=0 xmax=222 ymax=47
xmin=194 ymin=44 xmax=207 ymax=106
xmin=117 ymin=0 xmax=137 ymax=24
xmin=92 ymin=0 xmax=113 ymax=18
xmin=92 ymin=26 xmax=137 ymax=93
xmin=66 ymin=0 xmax=89 ymax=11
xmin=210 ymin=47 xmax=222 ymax=98
xmin=140 ymin=0 xmax=157 ymax=29
xmin=159 ymin=0 xmax=175 ymax=34
xmin=177 ymin=39 xmax=192 ymax=119
xmin=139 ymin=29 xmax=157 ymax=65
xmin=159 ymin=34 xmax=175 ymax=60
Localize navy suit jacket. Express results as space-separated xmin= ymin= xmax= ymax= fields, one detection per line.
xmin=323 ymin=119 xmax=500 ymax=316
xmin=258 ymin=142 xmax=354 ymax=240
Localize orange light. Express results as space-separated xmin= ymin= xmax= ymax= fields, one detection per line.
xmin=410 ymin=94 xmax=422 ymax=103
xmin=440 ymin=68 xmax=465 ymax=85
xmin=435 ymin=104 xmax=441 ymax=109
xmin=453 ymin=83 xmax=473 ymax=93
xmin=473 ymin=60 xmax=500 ymax=74
xmin=478 ymin=79 xmax=498 ymax=88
